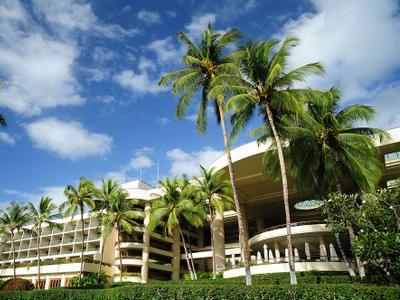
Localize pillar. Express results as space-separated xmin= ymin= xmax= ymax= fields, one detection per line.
xmin=197 ymin=228 xmax=206 ymax=271
xmin=274 ymin=241 xmax=281 ymax=262
xmin=60 ymin=274 xmax=66 ymax=287
xmin=256 ymin=218 xmax=265 ymax=232
xmin=141 ymin=202 xmax=151 ymax=283
xmin=263 ymin=244 xmax=268 ymax=263
xmin=212 ymin=209 xmax=226 ymax=272
xmin=31 ymin=278 xmax=37 ymax=289
xmin=319 ymin=235 xmax=327 ymax=261
xmin=44 ymin=276 xmax=50 ymax=290
xmin=171 ymin=226 xmax=180 ymax=280
xmin=239 ymin=204 xmax=249 ymax=261
xmin=305 ymin=242 xmax=311 ymax=261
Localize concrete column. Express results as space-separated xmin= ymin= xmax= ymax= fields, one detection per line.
xmin=239 ymin=205 xmax=249 ymax=261
xmin=256 ymin=218 xmax=265 ymax=232
xmin=171 ymin=225 xmax=180 ymax=280
xmin=60 ymin=274 xmax=66 ymax=287
xmin=31 ymin=278 xmax=37 ymax=289
xmin=44 ymin=276 xmax=50 ymax=290
xmin=263 ymin=244 xmax=268 ymax=263
xmin=319 ymin=235 xmax=327 ymax=261
xmin=212 ymin=209 xmax=225 ymax=272
xmin=141 ymin=202 xmax=151 ymax=283
xmin=274 ymin=241 xmax=281 ymax=262
xmin=197 ymin=228 xmax=206 ymax=271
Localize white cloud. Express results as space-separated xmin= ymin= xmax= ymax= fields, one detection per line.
xmin=166 ymin=11 xmax=177 ymax=18
xmin=24 ymin=117 xmax=113 ymax=160
xmin=32 ymin=0 xmax=136 ymax=39
xmin=113 ymin=70 xmax=159 ymax=94
xmin=129 ymin=148 xmax=155 ymax=170
xmin=138 ymin=57 xmax=157 ymax=72
xmin=92 ymin=47 xmax=116 ymax=63
xmin=137 ymin=10 xmax=161 ymax=25
xmin=0 ymin=0 xmax=84 ymax=116
xmin=280 ymin=0 xmax=400 ymax=100
xmin=147 ymin=37 xmax=184 ymax=66
xmin=0 ymin=132 xmax=16 ymax=145
xmin=166 ymin=147 xmax=223 ymax=177
xmin=366 ymin=82 xmax=400 ymax=130
xmin=83 ymin=67 xmax=110 ymax=82
xmin=186 ymin=13 xmax=216 ymax=39
xmin=156 ymin=117 xmax=171 ymax=126
xmin=2 ymin=185 xmax=66 ymax=209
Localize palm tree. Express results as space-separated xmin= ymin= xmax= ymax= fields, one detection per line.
xmin=27 ymin=196 xmax=61 ymax=289
xmin=158 ymin=24 xmax=255 ymax=285
xmin=101 ymin=189 xmax=142 ymax=282
xmin=193 ymin=166 xmax=233 ymax=279
xmin=258 ymin=88 xmax=385 ymax=278
xmin=0 ymin=202 xmax=31 ymax=280
xmin=92 ymin=179 xmax=120 ymax=283
xmin=217 ymin=37 xmax=325 ymax=284
xmin=60 ymin=177 xmax=96 ymax=285
xmin=149 ymin=177 xmax=205 ymax=280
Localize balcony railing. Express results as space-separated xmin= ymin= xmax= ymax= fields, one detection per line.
xmin=255 ymin=220 xmax=325 ymax=235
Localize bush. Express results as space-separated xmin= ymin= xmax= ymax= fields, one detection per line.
xmin=0 ymin=284 xmax=399 ymax=299
xmin=70 ymin=272 xmax=109 ymax=289
xmin=1 ymin=278 xmax=34 ymax=291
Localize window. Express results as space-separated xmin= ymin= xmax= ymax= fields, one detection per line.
xmin=384 ymin=151 xmax=400 ymax=165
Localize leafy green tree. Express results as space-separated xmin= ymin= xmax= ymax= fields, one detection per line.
xmin=194 ymin=166 xmax=233 ymax=279
xmin=60 ymin=177 xmax=96 ymax=285
xmin=149 ymin=177 xmax=205 ymax=280
xmin=92 ymin=179 xmax=120 ymax=283
xmin=158 ymin=24 xmax=255 ymax=285
xmin=27 ymin=197 xmax=62 ymax=289
xmin=101 ymin=189 xmax=142 ymax=282
xmin=218 ymin=37 xmax=324 ymax=284
xmin=352 ymin=187 xmax=400 ymax=280
xmin=0 ymin=202 xmax=31 ymax=280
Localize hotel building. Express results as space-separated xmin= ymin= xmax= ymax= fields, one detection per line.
xmin=0 ymin=127 xmax=399 ymax=288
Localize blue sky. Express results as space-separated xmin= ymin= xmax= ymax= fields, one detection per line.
xmin=0 ymin=0 xmax=399 ymax=207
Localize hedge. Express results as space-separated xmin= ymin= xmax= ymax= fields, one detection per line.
xmin=1 ymin=284 xmax=399 ymax=300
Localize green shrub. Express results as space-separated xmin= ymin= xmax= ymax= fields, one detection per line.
xmin=70 ymin=272 xmax=109 ymax=289
xmin=1 ymin=278 xmax=34 ymax=291
xmin=0 ymin=284 xmax=399 ymax=299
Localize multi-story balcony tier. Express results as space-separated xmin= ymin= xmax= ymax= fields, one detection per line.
xmin=0 ymin=127 xmax=399 ymax=288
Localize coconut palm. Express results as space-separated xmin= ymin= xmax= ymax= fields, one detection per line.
xmin=27 ymin=196 xmax=62 ymax=289
xmin=92 ymin=179 xmax=120 ymax=283
xmin=216 ymin=37 xmax=325 ymax=284
xmin=260 ymin=88 xmax=385 ymax=278
xmin=149 ymin=177 xmax=205 ymax=280
xmin=60 ymin=177 xmax=96 ymax=285
xmin=193 ymin=166 xmax=233 ymax=279
xmin=158 ymin=24 xmax=255 ymax=285
xmin=0 ymin=202 xmax=31 ymax=280
xmin=101 ymin=189 xmax=143 ymax=282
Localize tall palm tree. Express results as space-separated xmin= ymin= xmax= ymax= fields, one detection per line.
xmin=60 ymin=177 xmax=96 ymax=285
xmin=27 ymin=197 xmax=61 ymax=289
xmin=102 ymin=189 xmax=142 ymax=282
xmin=158 ymin=24 xmax=255 ymax=285
xmin=217 ymin=37 xmax=325 ymax=284
xmin=193 ymin=166 xmax=233 ymax=279
xmin=0 ymin=202 xmax=31 ymax=280
xmin=92 ymin=179 xmax=120 ymax=283
xmin=257 ymin=88 xmax=385 ymax=278
xmin=149 ymin=177 xmax=205 ymax=280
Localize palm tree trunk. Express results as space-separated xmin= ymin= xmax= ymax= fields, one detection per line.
xmin=11 ymin=232 xmax=16 ymax=281
xmin=117 ymin=227 xmax=123 ymax=282
xmin=37 ymin=227 xmax=41 ymax=289
xmin=97 ymin=236 xmax=105 ymax=284
xmin=334 ymin=232 xmax=356 ymax=276
xmin=178 ymin=227 xmax=194 ymax=280
xmin=218 ymin=102 xmax=252 ymax=286
xmin=263 ymin=102 xmax=297 ymax=284
xmin=79 ymin=206 xmax=85 ymax=286
xmin=208 ymin=205 xmax=217 ymax=279
xmin=333 ymin=172 xmax=365 ymax=278
xmin=186 ymin=233 xmax=197 ymax=280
